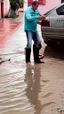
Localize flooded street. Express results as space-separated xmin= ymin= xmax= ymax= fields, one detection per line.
xmin=0 ymin=13 xmax=64 ymax=114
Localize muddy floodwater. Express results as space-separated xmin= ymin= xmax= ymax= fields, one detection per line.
xmin=0 ymin=14 xmax=64 ymax=114
xmin=0 ymin=45 xmax=64 ymax=114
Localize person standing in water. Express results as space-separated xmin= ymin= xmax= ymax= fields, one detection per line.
xmin=24 ymin=1 xmax=45 ymax=64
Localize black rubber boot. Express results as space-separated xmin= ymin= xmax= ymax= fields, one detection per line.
xmin=25 ymin=48 xmax=31 ymax=63
xmin=33 ymin=44 xmax=44 ymax=64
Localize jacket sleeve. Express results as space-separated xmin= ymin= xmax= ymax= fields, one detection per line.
xmin=25 ymin=10 xmax=40 ymax=21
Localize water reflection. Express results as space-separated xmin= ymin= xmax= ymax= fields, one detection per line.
xmin=0 ymin=20 xmax=21 ymax=48
xmin=25 ymin=64 xmax=42 ymax=114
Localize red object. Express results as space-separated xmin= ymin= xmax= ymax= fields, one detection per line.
xmin=28 ymin=0 xmax=46 ymax=6
xmin=41 ymin=20 xmax=50 ymax=26
xmin=28 ymin=0 xmax=33 ymax=6
xmin=39 ymin=0 xmax=46 ymax=5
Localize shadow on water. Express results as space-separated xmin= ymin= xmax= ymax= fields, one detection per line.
xmin=24 ymin=65 xmax=42 ymax=114
xmin=44 ymin=44 xmax=64 ymax=60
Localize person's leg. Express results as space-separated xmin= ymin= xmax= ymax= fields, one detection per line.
xmin=32 ymin=31 xmax=44 ymax=63
xmin=25 ymin=31 xmax=32 ymax=63
xmin=26 ymin=31 xmax=32 ymax=48
xmin=32 ymin=31 xmax=41 ymax=45
xmin=32 ymin=31 xmax=42 ymax=51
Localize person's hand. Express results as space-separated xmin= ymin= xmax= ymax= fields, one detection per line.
xmin=37 ymin=20 xmax=41 ymax=25
xmin=38 ymin=15 xmax=45 ymax=20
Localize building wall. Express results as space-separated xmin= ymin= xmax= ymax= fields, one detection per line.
xmin=38 ymin=0 xmax=61 ymax=14
xmin=4 ymin=0 xmax=10 ymax=16
xmin=0 ymin=0 xmax=62 ymax=19
xmin=0 ymin=0 xmax=10 ymax=19
xmin=24 ymin=0 xmax=61 ymax=13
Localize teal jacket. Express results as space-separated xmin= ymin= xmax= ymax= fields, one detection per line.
xmin=24 ymin=6 xmax=41 ymax=32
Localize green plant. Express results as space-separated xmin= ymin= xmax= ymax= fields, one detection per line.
xmin=19 ymin=0 xmax=23 ymax=7
xmin=9 ymin=0 xmax=20 ymax=10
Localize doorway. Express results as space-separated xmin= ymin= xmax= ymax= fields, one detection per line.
xmin=1 ymin=2 xmax=4 ymax=18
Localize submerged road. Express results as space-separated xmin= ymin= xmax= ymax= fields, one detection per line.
xmin=0 ymin=12 xmax=64 ymax=114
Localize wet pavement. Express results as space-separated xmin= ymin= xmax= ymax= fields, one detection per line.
xmin=0 ymin=20 xmax=21 ymax=48
xmin=0 ymin=12 xmax=64 ymax=114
